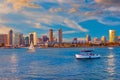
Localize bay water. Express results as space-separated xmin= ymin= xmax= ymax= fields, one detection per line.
xmin=0 ymin=47 xmax=120 ymax=80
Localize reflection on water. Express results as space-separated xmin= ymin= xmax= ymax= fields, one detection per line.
xmin=10 ymin=54 xmax=18 ymax=64
xmin=107 ymin=50 xmax=115 ymax=76
xmin=10 ymin=54 xmax=18 ymax=73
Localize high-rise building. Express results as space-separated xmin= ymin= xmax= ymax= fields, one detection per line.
xmin=101 ymin=36 xmax=106 ymax=42
xmin=24 ymin=36 xmax=29 ymax=46
xmin=0 ymin=34 xmax=8 ymax=46
xmin=72 ymin=38 xmax=77 ymax=43
xmin=13 ymin=33 xmax=24 ymax=46
xmin=93 ymin=37 xmax=100 ymax=42
xmin=38 ymin=38 xmax=43 ymax=44
xmin=19 ymin=34 xmax=24 ymax=45
xmin=49 ymin=29 xmax=53 ymax=43
xmin=109 ymin=30 xmax=116 ymax=42
xmin=86 ymin=34 xmax=91 ymax=42
xmin=58 ymin=29 xmax=62 ymax=43
xmin=41 ymin=35 xmax=49 ymax=42
xmin=53 ymin=37 xmax=57 ymax=43
xmin=8 ymin=29 xmax=13 ymax=46
xmin=29 ymin=32 xmax=37 ymax=45
xmin=117 ymin=36 xmax=120 ymax=42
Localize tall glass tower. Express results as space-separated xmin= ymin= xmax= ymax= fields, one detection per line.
xmin=8 ymin=29 xmax=13 ymax=46
xmin=109 ymin=30 xmax=116 ymax=42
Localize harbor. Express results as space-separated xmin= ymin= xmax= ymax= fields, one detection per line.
xmin=0 ymin=47 xmax=120 ymax=79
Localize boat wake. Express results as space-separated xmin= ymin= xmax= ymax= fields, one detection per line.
xmin=102 ymin=55 xmax=120 ymax=59
xmin=107 ymin=55 xmax=114 ymax=58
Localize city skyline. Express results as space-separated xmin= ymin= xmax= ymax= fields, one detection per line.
xmin=0 ymin=29 xmax=120 ymax=41
xmin=0 ymin=0 xmax=120 ymax=41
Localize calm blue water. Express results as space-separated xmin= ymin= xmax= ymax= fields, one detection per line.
xmin=0 ymin=47 xmax=120 ymax=80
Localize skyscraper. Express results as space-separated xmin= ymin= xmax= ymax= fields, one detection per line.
xmin=42 ymin=35 xmax=49 ymax=42
xmin=86 ymin=34 xmax=91 ymax=42
xmin=13 ymin=33 xmax=24 ymax=46
xmin=58 ymin=29 xmax=62 ymax=43
xmin=24 ymin=36 xmax=29 ymax=46
xmin=49 ymin=29 xmax=53 ymax=43
xmin=109 ymin=30 xmax=116 ymax=42
xmin=29 ymin=32 xmax=37 ymax=46
xmin=8 ymin=29 xmax=13 ymax=46
xmin=101 ymin=36 xmax=106 ymax=42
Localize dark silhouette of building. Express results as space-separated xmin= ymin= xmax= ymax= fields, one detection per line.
xmin=8 ymin=29 xmax=13 ymax=46
xmin=30 ymin=33 xmax=34 ymax=44
xmin=24 ymin=36 xmax=29 ymax=46
xmin=49 ymin=29 xmax=53 ymax=43
xmin=58 ymin=29 xmax=62 ymax=43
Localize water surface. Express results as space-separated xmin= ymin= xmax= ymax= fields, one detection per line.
xmin=0 ymin=47 xmax=120 ymax=80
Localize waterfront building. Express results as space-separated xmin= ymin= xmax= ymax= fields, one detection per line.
xmin=86 ymin=34 xmax=91 ymax=42
xmin=53 ymin=37 xmax=57 ymax=43
xmin=42 ymin=35 xmax=49 ymax=42
xmin=58 ymin=29 xmax=62 ymax=43
xmin=38 ymin=38 xmax=43 ymax=44
xmin=117 ymin=36 xmax=120 ymax=42
xmin=93 ymin=37 xmax=100 ymax=42
xmin=29 ymin=32 xmax=37 ymax=46
xmin=101 ymin=36 xmax=106 ymax=43
xmin=77 ymin=38 xmax=86 ymax=43
xmin=72 ymin=38 xmax=77 ymax=43
xmin=109 ymin=30 xmax=116 ymax=42
xmin=13 ymin=33 xmax=24 ymax=46
xmin=49 ymin=29 xmax=53 ymax=43
xmin=24 ymin=36 xmax=29 ymax=46
xmin=19 ymin=33 xmax=24 ymax=46
xmin=0 ymin=34 xmax=8 ymax=46
xmin=92 ymin=37 xmax=101 ymax=45
xmin=8 ymin=29 xmax=13 ymax=46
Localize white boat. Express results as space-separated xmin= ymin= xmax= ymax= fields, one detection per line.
xmin=28 ymin=42 xmax=35 ymax=52
xmin=75 ymin=50 xmax=100 ymax=59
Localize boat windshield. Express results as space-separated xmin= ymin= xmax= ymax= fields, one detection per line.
xmin=81 ymin=50 xmax=93 ymax=52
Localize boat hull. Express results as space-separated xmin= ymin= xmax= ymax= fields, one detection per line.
xmin=75 ymin=54 xmax=100 ymax=59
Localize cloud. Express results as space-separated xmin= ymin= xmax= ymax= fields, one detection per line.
xmin=95 ymin=0 xmax=120 ymax=6
xmin=22 ymin=10 xmax=88 ymax=32
xmin=0 ymin=3 xmax=12 ymax=14
xmin=34 ymin=23 xmax=49 ymax=30
xmin=49 ymin=8 xmax=63 ymax=13
xmin=84 ymin=11 xmax=103 ymax=17
xmin=69 ymin=8 xmax=78 ymax=13
xmin=64 ymin=19 xmax=88 ymax=32
xmin=5 ymin=0 xmax=40 ymax=10
xmin=98 ymin=18 xmax=120 ymax=26
xmin=104 ymin=7 xmax=120 ymax=12
xmin=0 ymin=26 xmax=19 ymax=34
xmin=63 ymin=31 xmax=77 ymax=34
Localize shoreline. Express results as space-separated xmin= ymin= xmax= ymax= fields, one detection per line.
xmin=0 ymin=45 xmax=120 ymax=49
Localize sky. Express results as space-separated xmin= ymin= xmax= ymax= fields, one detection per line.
xmin=0 ymin=0 xmax=120 ymax=41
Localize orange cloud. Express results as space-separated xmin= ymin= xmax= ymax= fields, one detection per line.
xmin=0 ymin=26 xmax=18 ymax=34
xmin=6 ymin=0 xmax=40 ymax=10
xmin=69 ymin=8 xmax=78 ymax=13
xmin=95 ymin=0 xmax=120 ymax=5
xmin=84 ymin=11 xmax=103 ymax=17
